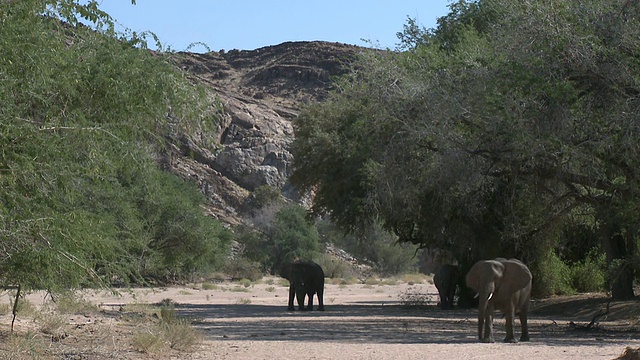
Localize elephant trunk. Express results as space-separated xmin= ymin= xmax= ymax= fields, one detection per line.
xmin=477 ymin=284 xmax=495 ymax=342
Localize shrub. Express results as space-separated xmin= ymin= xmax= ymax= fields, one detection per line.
xmin=234 ymin=204 xmax=321 ymax=273
xmin=38 ymin=314 xmax=68 ymax=337
xmin=160 ymin=318 xmax=202 ymax=351
xmin=314 ymin=254 xmax=354 ymax=279
xmin=570 ymin=250 xmax=606 ymax=293
xmin=401 ymin=273 xmax=427 ymax=285
xmin=201 ymin=282 xmax=219 ymax=290
xmin=223 ymin=257 xmax=262 ymax=281
xmin=245 ymin=185 xmax=284 ymax=212
xmin=131 ymin=331 xmax=167 ymax=354
xmin=532 ymin=250 xmax=575 ymax=297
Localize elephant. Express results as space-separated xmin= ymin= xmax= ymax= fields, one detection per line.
xmin=465 ymin=258 xmax=532 ymax=343
xmin=434 ymin=264 xmax=459 ymax=309
xmin=279 ymin=260 xmax=325 ymax=311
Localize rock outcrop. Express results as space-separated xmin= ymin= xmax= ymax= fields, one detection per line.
xmin=167 ymin=41 xmax=362 ymax=225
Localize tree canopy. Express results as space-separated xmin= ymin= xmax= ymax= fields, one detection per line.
xmin=291 ymin=0 xmax=640 ymax=299
xmin=0 ymin=0 xmax=230 ymax=290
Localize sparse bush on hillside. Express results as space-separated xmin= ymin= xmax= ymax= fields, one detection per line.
xmin=245 ymin=185 xmax=285 ymax=214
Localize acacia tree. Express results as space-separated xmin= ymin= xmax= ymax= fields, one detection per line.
xmin=0 ymin=0 xmax=231 ymax=289
xmin=291 ymin=0 xmax=640 ymax=299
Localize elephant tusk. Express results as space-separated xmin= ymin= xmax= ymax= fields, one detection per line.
xmin=487 ymin=292 xmax=493 ymax=301
xmin=474 ymin=293 xmax=479 ymax=299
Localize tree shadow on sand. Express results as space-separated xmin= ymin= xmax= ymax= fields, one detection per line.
xmin=174 ymin=303 xmax=640 ymax=346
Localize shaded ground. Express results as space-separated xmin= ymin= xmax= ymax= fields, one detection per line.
xmin=2 ymin=279 xmax=640 ymax=359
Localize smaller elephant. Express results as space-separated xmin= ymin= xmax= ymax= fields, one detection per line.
xmin=466 ymin=258 xmax=532 ymax=343
xmin=279 ymin=260 xmax=325 ymax=311
xmin=434 ymin=264 xmax=459 ymax=310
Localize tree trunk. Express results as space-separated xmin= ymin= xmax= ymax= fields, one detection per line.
xmin=603 ymin=224 xmax=636 ymax=300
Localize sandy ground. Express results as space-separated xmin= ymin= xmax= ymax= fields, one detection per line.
xmin=5 ymin=278 xmax=640 ymax=359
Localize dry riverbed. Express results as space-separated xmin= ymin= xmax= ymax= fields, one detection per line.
xmin=1 ymin=277 xmax=640 ymax=359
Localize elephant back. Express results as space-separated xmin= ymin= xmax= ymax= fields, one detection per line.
xmin=497 ymin=259 xmax=532 ymax=308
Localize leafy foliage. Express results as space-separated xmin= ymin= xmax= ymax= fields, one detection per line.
xmin=0 ymin=0 xmax=230 ymax=289
xmin=292 ymin=0 xmax=640 ymax=298
xmin=234 ymin=203 xmax=321 ymax=273
xmin=317 ymin=219 xmax=419 ymax=276
xmin=570 ymin=250 xmax=606 ymax=293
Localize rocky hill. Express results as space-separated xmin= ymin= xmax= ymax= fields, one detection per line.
xmin=165 ymin=41 xmax=363 ymax=225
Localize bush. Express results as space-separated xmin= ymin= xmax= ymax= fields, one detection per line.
xmin=223 ymin=257 xmax=263 ymax=281
xmin=570 ymin=250 xmax=606 ymax=293
xmin=317 ymin=219 xmax=419 ymax=276
xmin=532 ymin=250 xmax=575 ymax=297
xmin=234 ymin=204 xmax=321 ymax=273
xmin=314 ymin=254 xmax=355 ymax=279
xmin=245 ymin=185 xmax=284 ymax=213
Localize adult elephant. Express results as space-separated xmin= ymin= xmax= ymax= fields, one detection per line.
xmin=279 ymin=260 xmax=325 ymax=311
xmin=465 ymin=258 xmax=532 ymax=343
xmin=433 ymin=264 xmax=459 ymax=310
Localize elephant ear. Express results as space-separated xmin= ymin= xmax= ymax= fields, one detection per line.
xmin=278 ymin=262 xmax=293 ymax=281
xmin=500 ymin=259 xmax=532 ymax=292
xmin=465 ymin=260 xmax=504 ymax=293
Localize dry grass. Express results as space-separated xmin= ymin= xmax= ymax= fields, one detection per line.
xmin=616 ymin=347 xmax=640 ymax=360
xmin=161 ymin=318 xmax=203 ymax=351
xmin=131 ymin=330 xmax=168 ymax=354
xmin=399 ymin=273 xmax=429 ymax=285
xmin=37 ymin=313 xmax=68 ymax=337
xmin=54 ymin=292 xmax=100 ymax=315
xmin=131 ymin=307 xmax=203 ymax=354
xmin=201 ymin=282 xmax=219 ymax=290
xmin=0 ymin=332 xmax=48 ymax=360
xmin=0 ymin=291 xmax=204 ymax=358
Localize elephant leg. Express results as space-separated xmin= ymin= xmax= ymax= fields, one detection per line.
xmin=306 ymin=291 xmax=315 ymax=310
xmin=447 ymin=286 xmax=456 ymax=309
xmin=519 ymin=311 xmax=530 ymax=341
xmin=287 ymin=286 xmax=296 ymax=311
xmin=503 ymin=308 xmax=517 ymax=343
xmin=316 ymin=287 xmax=325 ymax=311
xmin=295 ymin=289 xmax=306 ymax=311
xmin=438 ymin=290 xmax=447 ymax=309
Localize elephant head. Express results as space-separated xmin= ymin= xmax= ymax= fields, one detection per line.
xmin=466 ymin=258 xmax=532 ymax=343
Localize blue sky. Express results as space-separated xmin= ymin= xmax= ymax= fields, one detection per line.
xmin=96 ymin=1 xmax=453 ymax=52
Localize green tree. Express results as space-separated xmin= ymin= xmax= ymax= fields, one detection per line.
xmin=235 ymin=204 xmax=321 ymax=272
xmin=291 ymin=0 xmax=640 ymax=299
xmin=0 ymin=0 xmax=230 ymax=290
